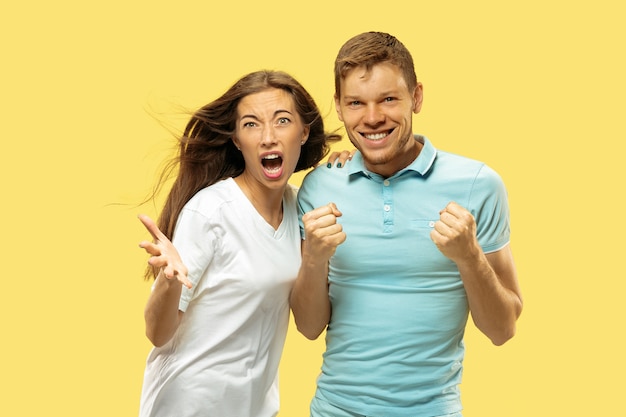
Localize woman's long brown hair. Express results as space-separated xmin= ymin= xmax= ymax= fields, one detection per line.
xmin=145 ymin=70 xmax=341 ymax=280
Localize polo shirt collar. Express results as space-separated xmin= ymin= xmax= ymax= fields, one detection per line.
xmin=348 ymin=135 xmax=437 ymax=178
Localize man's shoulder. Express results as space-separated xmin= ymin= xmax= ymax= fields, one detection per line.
xmin=436 ymin=148 xmax=486 ymax=167
xmin=302 ymin=162 xmax=352 ymax=184
xmin=435 ymin=150 xmax=496 ymax=175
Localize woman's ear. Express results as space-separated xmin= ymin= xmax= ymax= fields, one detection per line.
xmin=301 ymin=126 xmax=310 ymax=145
xmin=231 ymin=137 xmax=241 ymax=150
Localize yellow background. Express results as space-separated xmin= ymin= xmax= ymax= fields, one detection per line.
xmin=1 ymin=1 xmax=624 ymax=415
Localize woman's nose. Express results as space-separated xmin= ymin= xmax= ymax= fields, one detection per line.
xmin=260 ymin=126 xmax=277 ymax=146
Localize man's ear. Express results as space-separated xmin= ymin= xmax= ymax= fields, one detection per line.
xmin=412 ymin=82 xmax=424 ymax=114
xmin=334 ymin=94 xmax=344 ymax=122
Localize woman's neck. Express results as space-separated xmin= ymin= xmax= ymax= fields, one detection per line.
xmin=233 ymin=175 xmax=285 ymax=230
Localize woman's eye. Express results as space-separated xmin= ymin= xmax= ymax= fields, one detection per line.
xmin=277 ymin=117 xmax=290 ymax=125
xmin=243 ymin=121 xmax=256 ymax=128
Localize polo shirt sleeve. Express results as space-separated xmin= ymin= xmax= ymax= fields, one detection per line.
xmin=296 ymin=170 xmax=321 ymax=240
xmin=471 ymin=164 xmax=511 ymax=254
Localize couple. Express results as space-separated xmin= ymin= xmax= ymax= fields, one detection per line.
xmin=137 ymin=31 xmax=523 ymax=417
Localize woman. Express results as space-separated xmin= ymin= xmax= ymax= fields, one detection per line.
xmin=137 ymin=70 xmax=343 ymax=416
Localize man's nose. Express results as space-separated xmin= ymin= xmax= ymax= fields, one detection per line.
xmin=364 ymin=104 xmax=385 ymax=125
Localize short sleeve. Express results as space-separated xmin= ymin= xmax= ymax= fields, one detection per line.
xmin=470 ymin=164 xmax=511 ymax=254
xmin=172 ymin=207 xmax=217 ymax=311
xmin=296 ymin=170 xmax=321 ymax=240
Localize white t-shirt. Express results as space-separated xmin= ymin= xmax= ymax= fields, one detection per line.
xmin=139 ymin=178 xmax=300 ymax=417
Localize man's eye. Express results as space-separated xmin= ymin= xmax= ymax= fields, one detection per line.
xmin=384 ymin=97 xmax=395 ymax=102
xmin=349 ymin=101 xmax=361 ymax=106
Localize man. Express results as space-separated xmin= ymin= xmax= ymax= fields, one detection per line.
xmin=290 ymin=31 xmax=523 ymax=417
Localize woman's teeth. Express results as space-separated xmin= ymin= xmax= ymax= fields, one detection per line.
xmin=262 ymin=154 xmax=282 ymax=172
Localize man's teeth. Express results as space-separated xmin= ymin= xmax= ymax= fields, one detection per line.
xmin=364 ymin=132 xmax=388 ymax=140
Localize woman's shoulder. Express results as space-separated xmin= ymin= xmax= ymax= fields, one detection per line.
xmin=183 ymin=178 xmax=238 ymax=216
xmin=285 ymin=183 xmax=299 ymax=200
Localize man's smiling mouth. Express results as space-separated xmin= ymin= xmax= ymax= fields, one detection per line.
xmin=362 ymin=130 xmax=392 ymax=140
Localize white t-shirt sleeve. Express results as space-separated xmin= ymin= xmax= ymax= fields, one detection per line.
xmin=172 ymin=206 xmax=218 ymax=312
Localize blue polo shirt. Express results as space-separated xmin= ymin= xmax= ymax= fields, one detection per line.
xmin=297 ymin=135 xmax=510 ymax=416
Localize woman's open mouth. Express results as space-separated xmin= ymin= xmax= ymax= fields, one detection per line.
xmin=261 ymin=153 xmax=284 ymax=178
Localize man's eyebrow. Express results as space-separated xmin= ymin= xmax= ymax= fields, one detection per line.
xmin=342 ymin=90 xmax=399 ymax=100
